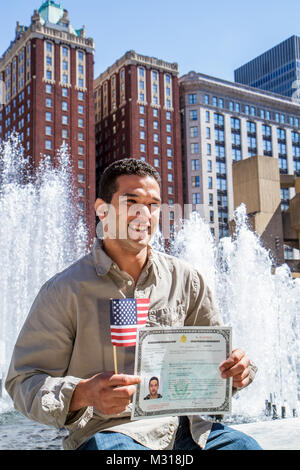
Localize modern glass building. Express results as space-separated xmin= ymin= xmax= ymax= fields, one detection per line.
xmin=234 ymin=35 xmax=300 ymax=98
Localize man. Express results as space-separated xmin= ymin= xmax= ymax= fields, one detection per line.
xmin=6 ymin=158 xmax=261 ymax=451
xmin=144 ymin=377 xmax=162 ymax=400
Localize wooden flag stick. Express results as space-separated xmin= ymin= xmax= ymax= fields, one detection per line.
xmin=113 ymin=345 xmax=118 ymax=374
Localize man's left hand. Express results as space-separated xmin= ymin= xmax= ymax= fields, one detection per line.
xmin=219 ymin=348 xmax=251 ymax=390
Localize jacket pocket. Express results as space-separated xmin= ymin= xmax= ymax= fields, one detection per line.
xmin=147 ymin=305 xmax=186 ymax=327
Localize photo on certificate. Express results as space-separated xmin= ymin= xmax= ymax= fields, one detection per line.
xmin=143 ymin=375 xmax=163 ymax=400
xmin=131 ymin=326 xmax=232 ymax=420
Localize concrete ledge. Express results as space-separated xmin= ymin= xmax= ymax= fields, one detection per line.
xmin=231 ymin=418 xmax=300 ymax=450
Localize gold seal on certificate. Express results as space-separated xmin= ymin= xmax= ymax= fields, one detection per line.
xmin=131 ymin=326 xmax=232 ymax=420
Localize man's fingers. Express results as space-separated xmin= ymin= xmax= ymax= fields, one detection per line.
xmin=219 ymin=349 xmax=246 ymax=372
xmin=233 ymin=368 xmax=251 ymax=389
xmin=111 ymin=384 xmax=138 ymax=398
xmin=107 ymin=374 xmax=142 ymax=388
xmin=220 ymin=358 xmax=250 ymax=378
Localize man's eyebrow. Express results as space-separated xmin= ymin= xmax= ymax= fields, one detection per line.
xmin=120 ymin=193 xmax=161 ymax=203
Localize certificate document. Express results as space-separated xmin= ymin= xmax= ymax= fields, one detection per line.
xmin=131 ymin=326 xmax=232 ymax=420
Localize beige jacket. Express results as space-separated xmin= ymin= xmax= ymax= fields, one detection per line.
xmin=5 ymin=239 xmax=256 ymax=450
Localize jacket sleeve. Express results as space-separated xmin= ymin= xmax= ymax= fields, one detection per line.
xmin=5 ymin=278 xmax=92 ymax=430
xmin=185 ymin=269 xmax=257 ymax=389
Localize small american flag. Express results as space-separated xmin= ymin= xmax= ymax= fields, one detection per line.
xmin=110 ymin=298 xmax=150 ymax=347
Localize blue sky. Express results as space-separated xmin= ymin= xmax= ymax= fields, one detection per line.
xmin=1 ymin=0 xmax=300 ymax=81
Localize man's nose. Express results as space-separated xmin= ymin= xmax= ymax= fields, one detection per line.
xmin=130 ymin=204 xmax=151 ymax=219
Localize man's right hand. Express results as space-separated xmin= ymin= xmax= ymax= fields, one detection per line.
xmin=69 ymin=372 xmax=141 ymax=415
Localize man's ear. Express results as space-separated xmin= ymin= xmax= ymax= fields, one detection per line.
xmin=94 ymin=198 xmax=108 ymax=221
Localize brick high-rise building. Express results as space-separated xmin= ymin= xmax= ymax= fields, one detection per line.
xmin=0 ymin=1 xmax=96 ymax=239
xmin=94 ymin=51 xmax=183 ymax=227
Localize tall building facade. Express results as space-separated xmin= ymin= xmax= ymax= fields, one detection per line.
xmin=234 ymin=35 xmax=300 ymax=98
xmin=0 ymin=1 xmax=96 ymax=238
xmin=179 ymin=71 xmax=300 ymax=260
xmin=94 ymin=50 xmax=183 ymax=222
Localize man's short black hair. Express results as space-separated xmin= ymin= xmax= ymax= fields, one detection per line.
xmin=98 ymin=158 xmax=161 ymax=203
xmin=149 ymin=376 xmax=159 ymax=385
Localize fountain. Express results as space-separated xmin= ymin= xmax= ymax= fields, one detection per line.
xmin=0 ymin=135 xmax=299 ymax=447
xmin=0 ymin=134 xmax=89 ymax=412
xmin=166 ymin=208 xmax=300 ymax=422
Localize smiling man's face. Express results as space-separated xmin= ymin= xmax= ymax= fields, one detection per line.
xmin=95 ymin=174 xmax=161 ymax=254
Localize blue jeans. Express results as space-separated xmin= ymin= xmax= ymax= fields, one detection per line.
xmin=77 ymin=416 xmax=262 ymax=450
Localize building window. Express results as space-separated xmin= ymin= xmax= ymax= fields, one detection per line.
xmin=78 ymin=132 xmax=84 ymax=141
xmin=207 ymin=143 xmax=211 ymax=155
xmin=62 ymin=101 xmax=68 ymax=111
xmin=62 ymin=88 xmax=68 ymax=97
xmin=190 ymin=126 xmax=198 ymax=138
xmin=191 ymin=143 xmax=199 ymax=154
xmin=191 ymin=159 xmax=200 ymax=171
xmin=45 ymin=140 xmax=52 ymax=150
xmin=45 ymin=126 xmax=52 ymax=136
xmin=140 ymin=143 xmax=146 ymax=152
xmin=46 ymin=112 xmax=52 ymax=121
xmin=78 ymin=118 xmax=84 ymax=127
xmin=189 ymin=110 xmax=198 ymax=120
xmin=192 ymin=193 xmax=200 ymax=204
xmin=208 ymin=176 xmax=213 ymax=189
xmin=62 ymin=115 xmax=68 ymax=125
xmin=167 ymin=148 xmax=173 ymax=157
xmin=154 ymin=158 xmax=159 ymax=167
xmin=188 ymin=93 xmax=197 ymax=104
xmin=140 ymin=118 xmax=145 ymax=127
xmin=62 ymin=129 xmax=68 ymax=139
xmin=46 ymin=84 xmax=52 ymax=93
xmin=192 ymin=176 xmax=200 ymax=187
xmin=78 ymin=105 xmax=84 ymax=114
xmin=78 ymin=160 xmax=84 ymax=169
xmin=78 ymin=146 xmax=84 ymax=155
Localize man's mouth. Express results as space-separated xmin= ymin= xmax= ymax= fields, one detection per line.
xmin=128 ymin=224 xmax=149 ymax=233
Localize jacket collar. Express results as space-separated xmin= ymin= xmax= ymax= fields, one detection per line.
xmin=92 ymin=237 xmax=159 ymax=279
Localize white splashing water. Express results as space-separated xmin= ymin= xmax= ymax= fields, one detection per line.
xmin=165 ymin=207 xmax=300 ymax=421
xmin=0 ymin=135 xmax=89 ymax=412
